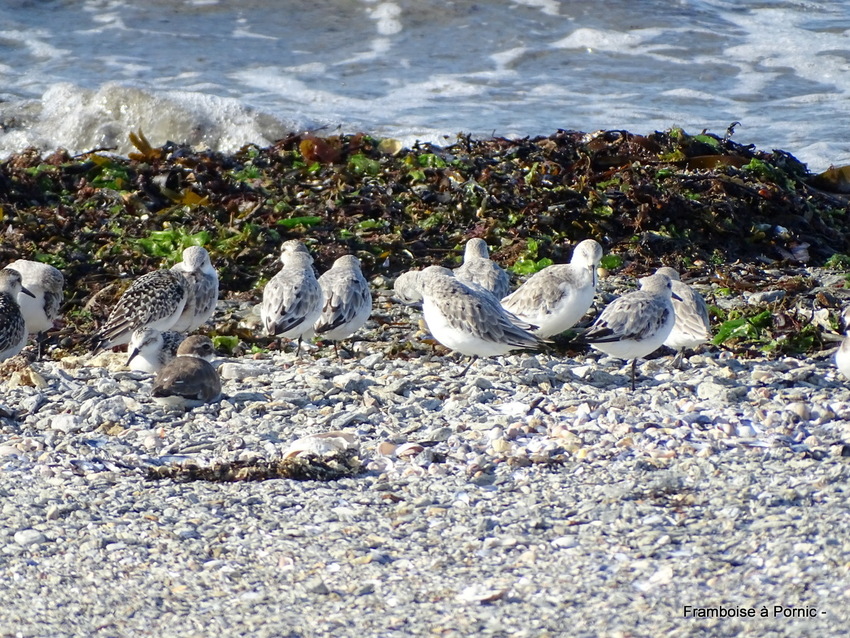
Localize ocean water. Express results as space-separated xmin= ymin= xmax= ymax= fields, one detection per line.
xmin=1 ymin=0 xmax=848 ymax=171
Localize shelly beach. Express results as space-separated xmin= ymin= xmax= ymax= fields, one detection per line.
xmin=0 ymin=130 xmax=850 ymax=636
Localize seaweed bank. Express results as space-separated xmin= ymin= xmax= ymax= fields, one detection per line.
xmin=0 ymin=128 xmax=849 ymax=355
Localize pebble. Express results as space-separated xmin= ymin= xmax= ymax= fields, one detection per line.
xmin=50 ymin=413 xmax=83 ymax=433
xmin=13 ymin=529 xmax=46 ymax=547
xmin=218 ymin=362 xmax=270 ymax=380
xmin=748 ymin=290 xmax=786 ymax=304
xmin=696 ymin=380 xmax=734 ymax=403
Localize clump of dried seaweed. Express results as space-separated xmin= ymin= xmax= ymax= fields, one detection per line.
xmin=146 ymin=450 xmax=362 ymax=483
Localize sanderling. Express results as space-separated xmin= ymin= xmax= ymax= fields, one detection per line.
xmin=393 ymin=270 xmax=425 ymax=305
xmin=261 ymin=241 xmax=323 ymax=356
xmin=418 ymin=265 xmax=545 ymax=375
xmin=836 ymin=307 xmax=850 ymax=379
xmin=582 ymin=272 xmax=677 ymax=390
xmin=454 ymin=238 xmax=511 ymax=300
xmin=395 ymin=266 xmax=536 ymax=328
xmin=313 ymin=254 xmax=372 ymax=355
xmin=501 ymin=239 xmax=604 ymax=337
xmin=152 ymin=335 xmax=221 ymax=407
xmin=0 ymin=269 xmax=34 ymax=362
xmin=126 ymin=328 xmax=185 ymax=373
xmin=169 ymin=246 xmax=219 ymax=333
xmin=94 ymin=269 xmax=187 ymax=351
xmin=6 ymin=259 xmax=64 ymax=336
xmin=280 ymin=239 xmax=312 ymax=257
xmin=655 ymin=266 xmax=712 ymax=367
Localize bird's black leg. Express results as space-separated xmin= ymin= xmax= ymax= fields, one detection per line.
xmin=453 ymin=355 xmax=477 ymax=379
xmin=671 ymin=349 xmax=684 ymax=370
xmin=36 ymin=331 xmax=46 ymax=361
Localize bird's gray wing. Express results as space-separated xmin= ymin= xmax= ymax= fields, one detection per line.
xmin=502 ymin=266 xmax=576 ymax=315
xmin=262 ymin=271 xmax=321 ymax=336
xmin=315 ymin=272 xmax=371 ymax=334
xmin=98 ymin=270 xmax=186 ymax=344
xmin=431 ymin=278 xmax=542 ymax=350
xmin=584 ymin=292 xmax=671 ymax=343
xmin=672 ymin=284 xmax=712 ymax=339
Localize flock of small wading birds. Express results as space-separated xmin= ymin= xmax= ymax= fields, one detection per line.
xmin=0 ymin=237 xmax=847 ymax=406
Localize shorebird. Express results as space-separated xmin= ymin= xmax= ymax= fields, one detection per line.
xmin=126 ymin=328 xmax=185 ymax=373
xmin=395 ymin=266 xmax=533 ymax=323
xmin=93 ymin=269 xmax=187 ymax=351
xmin=655 ymin=266 xmax=712 ymax=367
xmin=0 ymin=268 xmax=34 ymax=362
xmin=393 ymin=270 xmax=425 ymax=305
xmin=313 ymin=254 xmax=372 ymax=356
xmin=501 ymin=239 xmax=604 ymax=338
xmin=454 ymin=238 xmax=511 ymax=300
xmin=261 ymin=240 xmax=323 ymax=356
xmin=6 ymin=259 xmax=64 ymax=356
xmin=581 ymin=272 xmax=677 ymax=390
xmin=152 ymin=335 xmax=221 ymax=407
xmin=417 ymin=266 xmax=545 ymax=376
xmin=169 ymin=246 xmax=219 ymax=333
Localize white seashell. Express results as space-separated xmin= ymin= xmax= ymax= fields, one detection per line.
xmin=395 ymin=442 xmax=425 ymax=458
xmin=496 ymin=401 xmax=529 ymax=417
xmin=736 ymin=423 xmax=756 ymax=438
xmin=400 ymin=464 xmax=427 ymax=478
xmin=571 ymin=365 xmax=592 ymax=379
xmin=282 ymin=430 xmax=357 ymax=459
xmin=456 ymin=584 xmax=509 ymax=603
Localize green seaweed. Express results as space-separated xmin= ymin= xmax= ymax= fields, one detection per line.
xmin=348 ymin=154 xmax=381 ymax=176
xmin=135 ymin=228 xmax=212 ymax=260
xmin=277 ymin=216 xmax=322 ymax=229
xmin=599 ymin=254 xmax=623 ymax=270
xmin=712 ymin=310 xmax=773 ymax=346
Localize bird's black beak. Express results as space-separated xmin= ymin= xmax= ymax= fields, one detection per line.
xmin=672 ymin=291 xmax=683 ymax=302
xmin=20 ymin=285 xmax=35 ymax=298
xmin=126 ymin=348 xmax=139 ymax=365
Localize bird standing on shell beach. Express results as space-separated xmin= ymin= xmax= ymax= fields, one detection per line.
xmin=582 ymin=272 xmax=678 ymax=390
xmin=835 ymin=306 xmax=850 ymax=380
xmin=313 ymin=254 xmax=372 ymax=356
xmin=261 ymin=240 xmax=323 ymax=356
xmin=6 ymin=259 xmax=64 ymax=356
xmin=93 ymin=269 xmax=188 ymax=352
xmin=501 ymin=239 xmax=604 ymax=338
xmin=417 ymin=266 xmax=545 ymax=376
xmin=655 ymin=266 xmax=712 ymax=367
